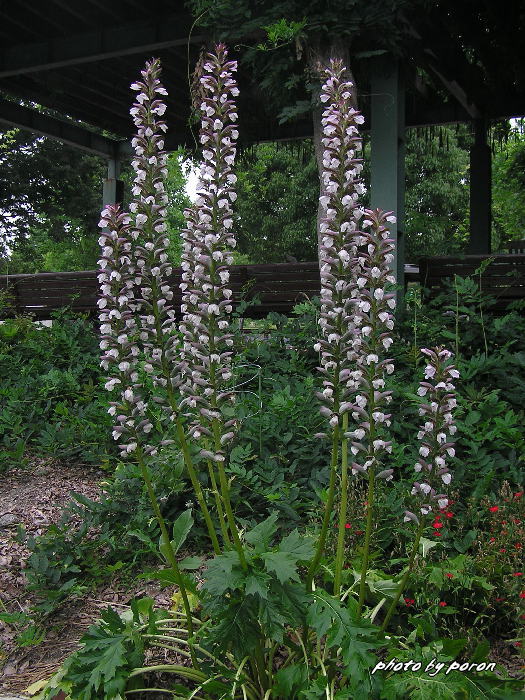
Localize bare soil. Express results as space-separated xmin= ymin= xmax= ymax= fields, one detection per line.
xmin=0 ymin=455 xmax=175 ymax=696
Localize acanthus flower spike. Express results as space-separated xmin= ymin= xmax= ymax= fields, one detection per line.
xmin=315 ymin=58 xmax=365 ymax=432
xmin=410 ymin=347 xmax=459 ymax=517
xmin=128 ymin=58 xmax=182 ymax=417
xmin=128 ymin=57 xmax=222 ymax=555
xmin=347 ymin=207 xmax=397 ymax=479
xmin=97 ymin=205 xmax=150 ymax=457
xmin=178 ymin=44 xmax=246 ymax=566
xmin=179 ymin=44 xmax=239 ymax=463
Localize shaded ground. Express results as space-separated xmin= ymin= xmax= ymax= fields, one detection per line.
xmin=0 ymin=456 xmax=175 ymax=696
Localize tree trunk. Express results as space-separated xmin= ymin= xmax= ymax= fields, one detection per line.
xmin=308 ymin=39 xmax=357 ymax=255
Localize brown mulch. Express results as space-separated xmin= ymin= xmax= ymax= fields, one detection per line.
xmin=0 ymin=455 xmax=176 ymax=696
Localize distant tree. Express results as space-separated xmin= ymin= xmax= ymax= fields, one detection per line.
xmin=0 ymin=131 xmax=191 ymax=273
xmin=404 ymin=125 xmax=471 ymax=260
xmin=0 ymin=129 xmax=105 ymax=272
xmin=0 ymin=128 xmax=105 ymax=270
xmin=229 ymin=127 xmax=471 ymax=263
xmin=492 ymin=125 xmax=525 ymax=249
xmin=234 ymin=141 xmax=318 ymax=262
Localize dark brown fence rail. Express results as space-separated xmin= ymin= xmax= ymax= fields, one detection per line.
xmin=419 ymin=254 xmax=525 ymax=312
xmin=0 ymin=262 xmax=421 ymax=321
xmin=0 ymin=263 xmax=320 ymax=320
xmin=2 ymin=257 xmax=523 ymax=320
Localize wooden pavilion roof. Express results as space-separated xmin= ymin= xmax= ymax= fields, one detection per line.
xmin=0 ymin=0 xmax=523 ymax=158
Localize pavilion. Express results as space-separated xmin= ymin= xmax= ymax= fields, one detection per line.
xmin=0 ymin=0 xmax=524 ymax=289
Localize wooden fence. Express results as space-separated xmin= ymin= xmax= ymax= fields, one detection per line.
xmin=2 ymin=255 xmax=523 ymax=321
xmin=0 ymin=263 xmax=324 ymax=320
xmin=419 ymin=254 xmax=525 ymax=312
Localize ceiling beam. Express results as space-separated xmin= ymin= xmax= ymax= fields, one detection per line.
xmin=0 ymin=15 xmax=205 ymax=78
xmin=0 ymin=99 xmax=131 ymax=158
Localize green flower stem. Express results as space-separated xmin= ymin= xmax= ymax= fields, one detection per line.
xmin=212 ymin=418 xmax=248 ymax=569
xmin=199 ymin=251 xmax=246 ymax=565
xmin=381 ymin=519 xmax=425 ymax=632
xmin=253 ymin=639 xmax=269 ymax=692
xmin=134 ymin=448 xmax=199 ymax=670
xmin=357 ymin=464 xmax=376 ymax=617
xmin=174 ymin=419 xmax=222 ymax=556
xmin=149 ymin=289 xmax=221 ymax=556
xmin=307 ymin=427 xmax=340 ymax=591
xmin=333 ymin=412 xmax=349 ymax=596
xmin=206 ymin=458 xmax=232 ymax=547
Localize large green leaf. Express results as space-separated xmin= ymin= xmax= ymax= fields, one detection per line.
xmin=244 ymin=512 xmax=279 ymax=551
xmin=274 ymin=663 xmax=309 ymax=698
xmin=262 ymin=550 xmax=300 ymax=583
xmin=171 ymin=509 xmax=194 ymax=554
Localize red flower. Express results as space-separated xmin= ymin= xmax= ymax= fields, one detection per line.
xmin=489 ymin=506 xmax=499 ymax=513
xmin=404 ymin=597 xmax=415 ymax=606
xmin=500 ymin=548 xmax=506 ymax=553
xmin=445 ymin=573 xmax=454 ymax=578
xmin=515 ymin=642 xmax=522 ymax=648
xmin=514 ymin=492 xmax=523 ymax=500
xmin=438 ymin=601 xmax=447 ymax=607
xmin=489 ymin=537 xmax=496 ymax=543
xmin=433 ymin=521 xmax=444 ymax=529
xmin=445 ymin=511 xmax=454 ymax=518
xmin=434 ymin=515 xmax=442 ymax=521
xmin=515 ymin=543 xmax=522 ymax=549
xmin=512 ymin=572 xmax=523 ymax=577
xmin=345 ymin=523 xmax=352 ymax=529
xmin=355 ymin=530 xmax=364 ymax=535
xmin=433 ymin=530 xmax=442 ymax=537
xmin=514 ymin=519 xmax=521 ymax=524
xmin=495 ymin=597 xmax=505 ymax=602
xmin=519 ymin=592 xmax=525 ymax=599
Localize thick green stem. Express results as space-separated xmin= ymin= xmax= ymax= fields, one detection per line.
xmin=212 ymin=418 xmax=247 ymax=569
xmin=333 ymin=413 xmax=349 ymax=596
xmin=174 ymin=420 xmax=221 ymax=555
xmin=150 ymin=282 xmax=221 ymax=555
xmin=380 ymin=519 xmax=425 ymax=632
xmin=454 ymin=275 xmax=460 ymax=361
xmin=135 ymin=449 xmax=199 ymax=670
xmin=307 ymin=427 xmax=340 ymax=591
xmin=253 ymin=639 xmax=269 ymax=692
xmin=206 ymin=457 xmax=231 ymax=547
xmin=357 ymin=465 xmax=376 ymax=617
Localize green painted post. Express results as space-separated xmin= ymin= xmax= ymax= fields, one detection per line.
xmin=370 ymin=57 xmax=405 ymax=310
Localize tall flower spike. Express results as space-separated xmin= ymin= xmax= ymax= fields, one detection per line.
xmin=97 ymin=205 xmax=150 ymax=457
xmin=129 ymin=59 xmax=182 ymax=417
xmin=179 ymin=44 xmax=239 ymax=463
xmin=405 ymin=347 xmax=459 ymax=522
xmin=314 ymin=59 xmax=366 ymax=433
xmin=345 ymin=208 xmax=397 ymax=480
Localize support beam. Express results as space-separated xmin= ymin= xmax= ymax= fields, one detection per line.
xmin=370 ymin=57 xmax=406 ymax=304
xmin=0 ymin=15 xmax=204 ymax=78
xmin=0 ymin=98 xmax=131 ymax=158
xmin=468 ymin=119 xmax=492 ymax=254
xmin=102 ymin=158 xmax=124 ymax=208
